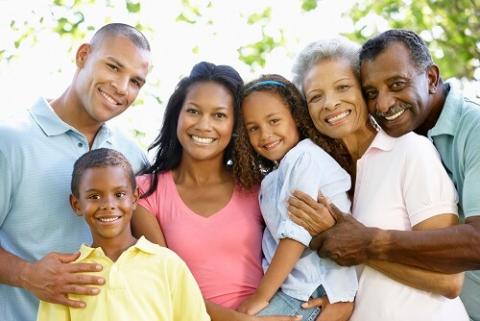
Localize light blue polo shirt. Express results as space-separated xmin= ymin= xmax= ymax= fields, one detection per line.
xmin=0 ymin=98 xmax=148 ymax=321
xmin=428 ymin=83 xmax=480 ymax=321
xmin=260 ymin=139 xmax=357 ymax=303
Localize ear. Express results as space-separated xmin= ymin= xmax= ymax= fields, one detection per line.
xmin=69 ymin=194 xmax=83 ymax=216
xmin=426 ymin=64 xmax=440 ymax=95
xmin=76 ymin=43 xmax=92 ymax=68
xmin=132 ymin=187 xmax=140 ymax=210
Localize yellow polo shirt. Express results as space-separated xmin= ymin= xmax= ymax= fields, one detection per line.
xmin=37 ymin=237 xmax=210 ymax=321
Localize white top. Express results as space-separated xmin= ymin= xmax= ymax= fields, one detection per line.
xmin=260 ymin=139 xmax=357 ymax=302
xmin=349 ymin=130 xmax=468 ymax=321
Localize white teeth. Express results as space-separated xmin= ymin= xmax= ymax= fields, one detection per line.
xmin=384 ymin=109 xmax=405 ymax=121
xmin=326 ymin=111 xmax=350 ymax=124
xmin=100 ymin=90 xmax=118 ymax=105
xmin=98 ymin=216 xmax=120 ymax=223
xmin=263 ymin=141 xmax=280 ymax=150
xmin=191 ymin=135 xmax=215 ymax=144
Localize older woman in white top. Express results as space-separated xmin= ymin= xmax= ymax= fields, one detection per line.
xmin=288 ymin=37 xmax=468 ymax=321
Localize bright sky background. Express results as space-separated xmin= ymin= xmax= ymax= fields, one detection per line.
xmin=1 ymin=0 xmax=478 ymax=148
xmin=0 ymin=0 xmax=359 ymax=147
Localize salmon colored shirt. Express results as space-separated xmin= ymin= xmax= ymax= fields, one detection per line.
xmin=137 ymin=172 xmax=264 ymax=309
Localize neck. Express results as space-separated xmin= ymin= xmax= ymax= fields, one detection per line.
xmin=174 ymin=155 xmax=232 ymax=186
xmin=341 ymin=121 xmax=377 ymax=163
xmin=415 ymin=82 xmax=448 ymax=136
xmin=91 ymin=233 xmax=137 ymax=262
xmin=50 ymin=87 xmax=103 ymax=147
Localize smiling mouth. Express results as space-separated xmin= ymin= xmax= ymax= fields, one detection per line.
xmin=262 ymin=140 xmax=280 ymax=151
xmin=190 ymin=135 xmax=216 ymax=144
xmin=384 ymin=109 xmax=406 ymax=121
xmin=325 ymin=110 xmax=351 ymax=125
xmin=99 ymin=89 xmax=120 ymax=106
xmin=96 ymin=216 xmax=121 ymax=223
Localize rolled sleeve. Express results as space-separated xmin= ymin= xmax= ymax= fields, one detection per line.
xmin=277 ymin=219 xmax=311 ymax=246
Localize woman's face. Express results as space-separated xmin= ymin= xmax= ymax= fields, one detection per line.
xmin=303 ymin=58 xmax=369 ymax=139
xmin=177 ymin=81 xmax=235 ymax=163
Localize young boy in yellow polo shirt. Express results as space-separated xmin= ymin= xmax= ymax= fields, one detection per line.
xmin=37 ymin=148 xmax=210 ymax=321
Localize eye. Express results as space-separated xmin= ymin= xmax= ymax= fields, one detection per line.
xmin=308 ymin=94 xmax=323 ymax=104
xmin=214 ymin=112 xmax=227 ymax=119
xmin=269 ymin=118 xmax=280 ymax=125
xmin=115 ymin=192 xmax=127 ymax=198
xmin=131 ymin=79 xmax=142 ymax=88
xmin=364 ymin=89 xmax=377 ymax=100
xmin=186 ymin=108 xmax=199 ymax=115
xmin=87 ymin=194 xmax=101 ymax=200
xmin=391 ymin=81 xmax=406 ymax=90
xmin=247 ymin=125 xmax=258 ymax=133
xmin=337 ymin=84 xmax=351 ymax=91
xmin=107 ymin=63 xmax=119 ymax=72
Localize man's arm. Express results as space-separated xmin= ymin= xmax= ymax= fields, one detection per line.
xmin=0 ymin=246 xmax=104 ymax=308
xmin=308 ymin=206 xmax=480 ymax=273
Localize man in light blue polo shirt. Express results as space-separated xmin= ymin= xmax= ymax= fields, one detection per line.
xmin=0 ymin=23 xmax=151 ymax=321
xmin=300 ymin=29 xmax=480 ymax=321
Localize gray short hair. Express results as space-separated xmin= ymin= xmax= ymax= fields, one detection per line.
xmin=292 ymin=37 xmax=361 ymax=95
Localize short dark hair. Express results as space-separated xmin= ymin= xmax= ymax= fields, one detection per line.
xmin=360 ymin=29 xmax=433 ymax=72
xmin=71 ymin=148 xmax=136 ymax=197
xmin=139 ymin=61 xmax=244 ymax=198
xmin=90 ymin=23 xmax=150 ymax=52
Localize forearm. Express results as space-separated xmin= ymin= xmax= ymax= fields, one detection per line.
xmin=368 ymin=259 xmax=464 ymax=298
xmin=369 ymin=221 xmax=480 ymax=273
xmin=206 ymin=300 xmax=244 ymax=321
xmin=0 ymin=247 xmax=29 ymax=288
xmin=255 ymin=238 xmax=304 ymax=300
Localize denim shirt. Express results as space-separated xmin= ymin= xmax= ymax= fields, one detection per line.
xmin=260 ymin=139 xmax=358 ymax=302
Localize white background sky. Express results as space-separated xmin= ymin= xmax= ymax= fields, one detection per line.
xmin=1 ymin=0 xmax=478 ymax=148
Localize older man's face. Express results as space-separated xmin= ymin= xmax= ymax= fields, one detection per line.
xmin=360 ymin=42 xmax=436 ymax=137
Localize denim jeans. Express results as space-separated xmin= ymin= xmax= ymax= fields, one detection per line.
xmin=256 ymin=285 xmax=325 ymax=321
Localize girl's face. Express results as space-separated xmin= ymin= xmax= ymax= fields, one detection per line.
xmin=303 ymin=58 xmax=369 ymax=139
xmin=177 ymin=81 xmax=235 ymax=163
xmin=242 ymin=91 xmax=300 ymax=162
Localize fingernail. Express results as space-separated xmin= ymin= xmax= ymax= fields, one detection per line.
xmin=79 ymin=302 xmax=86 ymax=308
xmin=95 ymin=264 xmax=102 ymax=271
xmin=91 ymin=288 xmax=100 ymax=294
xmin=97 ymin=278 xmax=105 ymax=285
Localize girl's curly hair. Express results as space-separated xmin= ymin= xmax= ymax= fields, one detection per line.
xmin=234 ymin=74 xmax=353 ymax=191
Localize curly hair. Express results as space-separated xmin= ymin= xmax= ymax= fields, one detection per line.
xmin=234 ymin=74 xmax=352 ymax=191
xmin=139 ymin=61 xmax=244 ymax=198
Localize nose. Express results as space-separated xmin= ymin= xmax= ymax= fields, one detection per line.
xmin=323 ymin=93 xmax=341 ymax=111
xmin=259 ymin=126 xmax=272 ymax=142
xmin=196 ymin=115 xmax=213 ymax=131
xmin=375 ymin=91 xmax=396 ymax=114
xmin=111 ymin=76 xmax=129 ymax=96
xmin=100 ymin=195 xmax=115 ymax=210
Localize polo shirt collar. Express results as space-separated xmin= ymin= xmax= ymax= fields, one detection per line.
xmin=77 ymin=236 xmax=157 ymax=261
xmin=30 ymin=97 xmax=113 ymax=143
xmin=428 ymin=82 xmax=460 ymax=138
xmin=365 ymin=129 xmax=395 ymax=153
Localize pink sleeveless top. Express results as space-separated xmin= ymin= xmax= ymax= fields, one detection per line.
xmin=136 ymin=172 xmax=264 ymax=309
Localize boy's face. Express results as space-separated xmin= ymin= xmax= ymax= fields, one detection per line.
xmin=70 ymin=166 xmax=138 ymax=247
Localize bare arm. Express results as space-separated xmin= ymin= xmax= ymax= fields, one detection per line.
xmin=131 ymin=205 xmax=166 ymax=246
xmin=0 ymin=246 xmax=103 ymax=308
xmin=206 ymin=300 xmax=301 ymax=321
xmin=237 ymin=239 xmax=305 ymax=315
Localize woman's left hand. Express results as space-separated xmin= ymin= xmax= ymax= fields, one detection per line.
xmin=237 ymin=294 xmax=269 ymax=316
xmin=301 ymin=296 xmax=354 ymax=321
xmin=288 ymin=191 xmax=336 ymax=235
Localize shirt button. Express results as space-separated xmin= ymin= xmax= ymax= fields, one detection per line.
xmin=78 ymin=142 xmax=83 ymax=147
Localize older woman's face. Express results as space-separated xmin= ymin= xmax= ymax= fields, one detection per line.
xmin=303 ymin=58 xmax=369 ymax=139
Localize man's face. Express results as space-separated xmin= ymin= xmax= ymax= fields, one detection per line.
xmin=361 ymin=42 xmax=436 ymax=137
xmin=74 ymin=35 xmax=150 ymax=125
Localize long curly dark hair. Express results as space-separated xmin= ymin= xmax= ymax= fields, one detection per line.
xmin=139 ymin=61 xmax=244 ymax=198
xmin=234 ymin=74 xmax=352 ymax=191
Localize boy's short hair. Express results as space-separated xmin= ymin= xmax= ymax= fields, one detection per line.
xmin=71 ymin=148 xmax=136 ymax=197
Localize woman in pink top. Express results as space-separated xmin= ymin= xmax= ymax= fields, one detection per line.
xmin=132 ymin=62 xmax=301 ymax=321
xmin=286 ymin=38 xmax=468 ymax=320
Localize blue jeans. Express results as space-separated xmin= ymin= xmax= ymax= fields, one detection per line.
xmin=256 ymin=286 xmax=325 ymax=321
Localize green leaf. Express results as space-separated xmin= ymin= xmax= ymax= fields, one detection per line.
xmin=176 ymin=13 xmax=196 ymax=24
xmin=301 ymin=0 xmax=318 ymax=12
xmin=126 ymin=1 xmax=141 ymax=13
